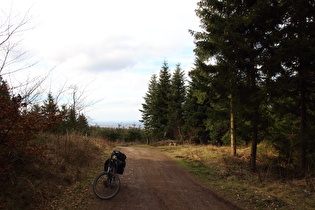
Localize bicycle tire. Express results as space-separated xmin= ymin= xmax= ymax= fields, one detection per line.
xmin=93 ymin=171 xmax=120 ymax=200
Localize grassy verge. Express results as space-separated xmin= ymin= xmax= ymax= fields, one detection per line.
xmin=0 ymin=132 xmax=115 ymax=209
xmin=147 ymin=143 xmax=314 ymax=210
xmin=46 ymin=143 xmax=131 ymax=209
xmin=4 ymin=137 xmax=312 ymax=209
xmin=45 ymin=155 xmax=105 ymax=209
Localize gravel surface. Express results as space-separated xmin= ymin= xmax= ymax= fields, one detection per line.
xmin=90 ymin=147 xmax=238 ymax=210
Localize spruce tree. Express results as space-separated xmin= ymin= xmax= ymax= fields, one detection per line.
xmin=156 ymin=60 xmax=172 ymax=139
xmin=41 ymin=93 xmax=60 ymax=133
xmin=266 ymin=0 xmax=315 ymax=171
xmin=183 ymin=61 xmax=212 ymax=144
xmin=68 ymin=107 xmax=77 ymax=130
xmin=76 ymin=113 xmax=89 ymax=134
xmin=140 ymin=74 xmax=159 ymax=142
xmin=168 ymin=63 xmax=186 ymax=142
xmin=191 ymin=0 xmax=283 ymax=170
xmin=42 ymin=93 xmax=58 ymax=115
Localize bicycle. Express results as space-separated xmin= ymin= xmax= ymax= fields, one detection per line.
xmin=93 ymin=150 xmax=126 ymax=200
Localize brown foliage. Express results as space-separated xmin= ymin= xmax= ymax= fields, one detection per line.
xmin=0 ymin=132 xmax=112 ymax=209
xmin=0 ymin=79 xmax=69 ymax=174
xmin=0 ymin=80 xmax=43 ymax=173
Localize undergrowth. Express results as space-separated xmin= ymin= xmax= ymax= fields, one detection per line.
xmin=0 ymin=132 xmax=114 ymax=209
xmin=152 ymin=142 xmax=315 ymax=209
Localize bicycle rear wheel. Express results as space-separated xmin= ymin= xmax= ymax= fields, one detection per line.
xmin=93 ymin=172 xmax=120 ymax=200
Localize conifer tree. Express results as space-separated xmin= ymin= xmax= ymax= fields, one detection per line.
xmin=156 ymin=60 xmax=172 ymax=139
xmin=191 ymin=0 xmax=283 ymax=170
xmin=168 ymin=63 xmax=186 ymax=142
xmin=140 ymin=74 xmax=159 ymax=142
xmin=41 ymin=93 xmax=61 ymax=133
xmin=76 ymin=113 xmax=89 ymax=134
xmin=183 ymin=61 xmax=212 ymax=144
xmin=68 ymin=107 xmax=77 ymax=130
xmin=266 ymin=0 xmax=315 ymax=171
xmin=42 ymin=93 xmax=58 ymax=115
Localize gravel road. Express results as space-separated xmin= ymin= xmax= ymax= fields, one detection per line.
xmin=90 ymin=147 xmax=238 ymax=210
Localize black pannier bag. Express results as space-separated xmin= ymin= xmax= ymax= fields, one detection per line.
xmin=111 ymin=150 xmax=127 ymax=161
xmin=103 ymin=150 xmax=126 ymax=174
xmin=116 ymin=161 xmax=126 ymax=174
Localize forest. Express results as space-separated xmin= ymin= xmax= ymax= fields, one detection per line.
xmin=140 ymin=0 xmax=314 ymax=173
xmin=0 ymin=0 xmax=314 ymax=208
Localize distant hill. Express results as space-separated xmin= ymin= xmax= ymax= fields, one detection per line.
xmin=89 ymin=121 xmax=143 ymax=128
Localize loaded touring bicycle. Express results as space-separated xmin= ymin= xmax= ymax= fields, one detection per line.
xmin=93 ymin=150 xmax=126 ymax=200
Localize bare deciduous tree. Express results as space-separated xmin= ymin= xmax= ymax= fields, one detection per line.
xmin=0 ymin=7 xmax=51 ymax=104
xmin=0 ymin=7 xmax=33 ymax=75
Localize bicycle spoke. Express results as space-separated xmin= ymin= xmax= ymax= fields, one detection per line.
xmin=93 ymin=172 xmax=120 ymax=200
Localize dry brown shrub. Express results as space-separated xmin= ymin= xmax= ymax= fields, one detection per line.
xmin=0 ymin=132 xmax=113 ymax=209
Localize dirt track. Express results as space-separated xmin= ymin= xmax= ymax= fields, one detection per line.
xmin=90 ymin=147 xmax=238 ymax=210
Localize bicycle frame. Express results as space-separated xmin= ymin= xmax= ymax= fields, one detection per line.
xmin=105 ymin=158 xmax=118 ymax=173
xmin=93 ymin=152 xmax=124 ymax=200
xmin=93 ymin=158 xmax=121 ymax=200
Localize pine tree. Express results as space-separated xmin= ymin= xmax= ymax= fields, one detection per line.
xmin=140 ymin=74 xmax=159 ymax=142
xmin=183 ymin=61 xmax=212 ymax=144
xmin=191 ymin=0 xmax=283 ymax=170
xmin=156 ymin=60 xmax=172 ymax=139
xmin=168 ymin=63 xmax=186 ymax=142
xmin=41 ymin=93 xmax=61 ymax=133
xmin=42 ymin=93 xmax=58 ymax=114
xmin=68 ymin=107 xmax=77 ymax=130
xmin=76 ymin=113 xmax=89 ymax=134
xmin=266 ymin=0 xmax=315 ymax=171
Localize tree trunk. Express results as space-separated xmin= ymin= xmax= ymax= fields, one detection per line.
xmin=299 ymin=74 xmax=307 ymax=173
xmin=230 ymin=94 xmax=236 ymax=156
xmin=250 ymin=121 xmax=258 ymax=172
xmin=249 ymin=66 xmax=258 ymax=172
xmin=177 ymin=125 xmax=184 ymax=143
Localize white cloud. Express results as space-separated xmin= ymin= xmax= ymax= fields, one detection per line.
xmin=2 ymin=0 xmax=201 ymax=123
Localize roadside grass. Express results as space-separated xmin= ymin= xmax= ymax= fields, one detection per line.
xmin=45 ymin=138 xmax=126 ymax=209
xmin=3 ymin=136 xmax=313 ymax=209
xmin=0 ymin=132 xmax=115 ymax=209
xmin=46 ymin=146 xmax=107 ymax=209
xmin=149 ymin=143 xmax=315 ymax=210
xmin=47 ymin=143 xmax=132 ymax=209
xmin=46 ymin=154 xmax=105 ymax=209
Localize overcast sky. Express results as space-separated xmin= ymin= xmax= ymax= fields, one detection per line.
xmin=2 ymin=0 xmax=201 ymax=124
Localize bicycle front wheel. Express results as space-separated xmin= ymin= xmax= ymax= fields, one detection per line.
xmin=93 ymin=172 xmax=120 ymax=200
